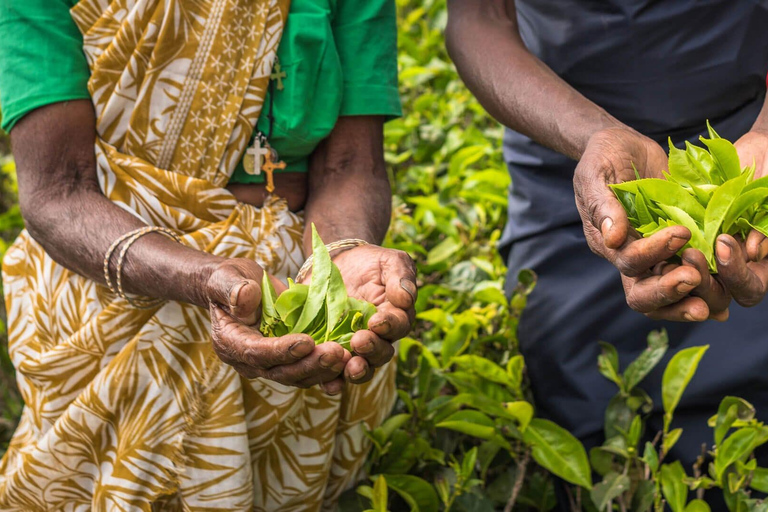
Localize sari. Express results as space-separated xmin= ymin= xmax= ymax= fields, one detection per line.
xmin=0 ymin=1 xmax=396 ymax=510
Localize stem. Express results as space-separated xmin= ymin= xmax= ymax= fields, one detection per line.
xmin=504 ymin=448 xmax=531 ymax=512
xmin=619 ymin=497 xmax=628 ymax=512
xmin=576 ymin=487 xmax=582 ymax=511
xmin=565 ymin=486 xmax=578 ymax=512
xmin=693 ymin=443 xmax=706 ymax=500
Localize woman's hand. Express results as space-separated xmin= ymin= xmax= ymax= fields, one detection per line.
xmin=315 ymin=246 xmax=417 ymax=387
xmin=574 ymin=127 xmax=729 ymax=321
xmin=206 ymin=258 xmax=350 ymax=393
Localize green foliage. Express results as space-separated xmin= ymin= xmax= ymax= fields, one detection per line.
xmin=260 ymin=224 xmax=377 ymax=349
xmin=611 ymin=123 xmax=768 ymax=272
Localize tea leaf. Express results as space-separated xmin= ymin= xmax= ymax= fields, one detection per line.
xmin=294 ymin=225 xmax=332 ymax=333
xmin=378 ymin=474 xmax=439 ymax=512
xmin=522 ymin=418 xmax=592 ymax=489
xmin=623 ymin=330 xmax=669 ymax=391
xmin=701 ymin=137 xmax=741 ymax=181
xmin=590 ymin=472 xmax=630 ymax=512
xmin=662 ymin=345 xmax=709 ymax=428
xmin=685 ymin=500 xmax=711 ymax=512
xmin=703 ymin=174 xmax=748 ymax=250
xmin=660 ymin=461 xmax=689 ymax=512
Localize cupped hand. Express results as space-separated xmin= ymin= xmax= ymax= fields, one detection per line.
xmin=320 ymin=245 xmax=417 ymax=387
xmin=205 ymin=258 xmax=349 ymax=394
xmin=574 ymin=127 xmax=728 ymax=321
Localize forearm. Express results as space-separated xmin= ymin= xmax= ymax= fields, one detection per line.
xmin=12 ymin=100 xmax=220 ymax=307
xmin=303 ymin=116 xmax=391 ymax=251
xmin=751 ymin=92 xmax=768 ymax=133
xmin=445 ymin=0 xmax=624 ymax=160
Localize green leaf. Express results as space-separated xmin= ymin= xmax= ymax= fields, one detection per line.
xmin=440 ymin=318 xmax=477 ymax=366
xmin=685 ymin=500 xmax=711 ymax=512
xmin=643 ymin=442 xmax=659 ymax=473
xmin=426 ymin=237 xmax=461 ymax=266
xmin=522 ymin=418 xmax=592 ymax=489
xmin=668 ymin=138 xmax=707 ymax=186
xmin=661 ymin=461 xmax=689 ymax=512
xmin=623 ymin=329 xmax=669 ymax=391
xmin=663 ymin=428 xmax=683 ymax=454
xmin=590 ymin=472 xmax=630 ymax=512
xmin=749 ymin=467 xmax=768 ymax=493
xmin=715 ymin=428 xmax=760 ymax=484
xmin=378 ymin=474 xmax=439 ymax=512
xmin=703 ymin=175 xmax=748 ymax=252
xmin=662 ymin=345 xmax=709 ymax=427
xmin=723 ymin=188 xmax=768 ymax=233
xmin=325 ymin=261 xmax=350 ymax=341
xmin=631 ymin=480 xmax=655 ymax=512
xmin=452 ymin=355 xmax=515 ymax=389
xmin=658 ymin=204 xmax=710 ymax=263
xmin=372 ymin=474 xmax=389 ymax=512
xmin=711 ymin=397 xmax=755 ymax=447
xmin=597 ymin=341 xmax=622 ymax=388
xmin=436 ymin=410 xmax=496 ymax=440
xmin=702 ymin=136 xmax=742 ymax=181
xmin=294 ymin=224 xmax=332 ymax=333
xmin=506 ymin=355 xmax=525 ymax=395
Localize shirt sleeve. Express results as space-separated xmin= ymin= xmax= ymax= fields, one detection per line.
xmin=0 ymin=0 xmax=90 ymax=132
xmin=332 ymin=0 xmax=402 ymax=119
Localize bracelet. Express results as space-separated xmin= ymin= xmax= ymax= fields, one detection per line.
xmin=103 ymin=226 xmax=184 ymax=309
xmin=295 ymin=238 xmax=369 ymax=283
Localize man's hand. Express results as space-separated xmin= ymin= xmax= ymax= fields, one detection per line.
xmin=325 ymin=246 xmax=417 ymax=387
xmin=206 ymin=258 xmax=350 ymax=394
xmin=574 ymin=127 xmax=729 ymax=321
xmin=709 ymin=130 xmax=768 ymax=308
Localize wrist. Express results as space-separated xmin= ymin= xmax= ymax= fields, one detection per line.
xmin=188 ymin=253 xmax=228 ymax=308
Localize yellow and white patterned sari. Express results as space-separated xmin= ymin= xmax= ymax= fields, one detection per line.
xmin=0 ymin=1 xmax=396 ymax=510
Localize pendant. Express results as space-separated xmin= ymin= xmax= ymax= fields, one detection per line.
xmin=243 ymin=137 xmax=270 ymax=175
xmin=262 ymin=148 xmax=287 ymax=194
xmin=270 ymin=61 xmax=287 ymax=91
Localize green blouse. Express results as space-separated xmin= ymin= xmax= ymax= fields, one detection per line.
xmin=0 ymin=0 xmax=401 ymax=184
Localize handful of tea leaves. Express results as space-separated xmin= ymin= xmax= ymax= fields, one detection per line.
xmin=260 ymin=225 xmax=377 ymax=350
xmin=611 ymin=122 xmax=768 ymax=273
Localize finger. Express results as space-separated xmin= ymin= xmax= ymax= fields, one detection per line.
xmin=382 ymin=251 xmax=418 ymax=310
xmin=624 ymin=266 xmax=701 ymax=314
xmin=350 ymin=329 xmax=395 ymax=367
xmin=575 ymin=167 xmax=630 ymax=250
xmin=319 ymin=378 xmax=345 ymax=396
xmin=296 ymin=348 xmax=353 ymax=389
xmin=210 ymin=305 xmax=315 ymax=368
xmin=716 ymin=235 xmax=768 ymax=307
xmin=344 ymin=356 xmax=374 ymax=384
xmin=265 ymin=342 xmax=347 ymax=385
xmin=645 ymin=296 xmax=710 ymax=322
xmin=207 ymin=265 xmax=262 ymax=325
xmin=368 ymin=303 xmax=412 ymax=341
xmin=746 ymin=229 xmax=768 ymax=262
xmin=608 ymin=226 xmax=690 ymax=278
xmin=681 ymin=248 xmax=730 ymax=314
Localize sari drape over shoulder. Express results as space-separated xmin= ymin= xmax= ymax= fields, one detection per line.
xmin=0 ymin=1 xmax=396 ymax=510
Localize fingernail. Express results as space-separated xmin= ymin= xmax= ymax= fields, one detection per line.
xmin=675 ymin=282 xmax=696 ymax=294
xmin=331 ymin=361 xmax=346 ymax=373
xmin=370 ymin=319 xmax=391 ymax=333
xmin=356 ymin=340 xmax=375 ymax=355
xmin=351 ymin=368 xmax=367 ymax=380
xmin=319 ymin=353 xmax=338 ymax=369
xmin=601 ymin=217 xmax=613 ymax=236
xmin=229 ymin=281 xmax=248 ymax=307
xmin=683 ymin=312 xmax=695 ymax=322
xmin=716 ymin=240 xmax=731 ymax=264
xmin=400 ymin=278 xmax=417 ymax=303
xmin=320 ymin=382 xmax=341 ymax=396
xmin=289 ymin=339 xmax=312 ymax=358
xmin=667 ymin=236 xmax=688 ymax=253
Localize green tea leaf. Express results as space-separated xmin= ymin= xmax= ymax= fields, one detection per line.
xmin=590 ymin=472 xmax=630 ymax=512
xmin=662 ymin=345 xmax=709 ymax=427
xmin=436 ymin=410 xmax=496 ymax=440
xmin=703 ymin=174 xmax=748 ymax=251
xmin=378 ymin=475 xmax=439 ymax=512
xmin=723 ymin=188 xmax=768 ymax=233
xmin=714 ymin=428 xmax=760 ymax=484
xmin=294 ymin=225 xmax=332 ymax=333
xmin=325 ymin=262 xmax=349 ymax=341
xmin=623 ymin=329 xmax=669 ymax=391
xmin=702 ymin=137 xmax=741 ymax=181
xmin=685 ymin=500 xmax=711 ymax=512
xmin=750 ymin=467 xmax=768 ymax=493
xmin=643 ymin=442 xmax=659 ymax=473
xmin=668 ymin=138 xmax=706 ymax=186
xmin=522 ymin=418 xmax=592 ymax=489
xmin=660 ymin=461 xmax=689 ymax=512
xmin=657 ymin=204 xmax=711 ymax=266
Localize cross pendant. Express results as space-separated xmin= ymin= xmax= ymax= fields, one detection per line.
xmin=243 ymin=137 xmax=270 ymax=175
xmin=270 ymin=62 xmax=287 ymax=91
xmin=262 ymin=150 xmax=287 ymax=194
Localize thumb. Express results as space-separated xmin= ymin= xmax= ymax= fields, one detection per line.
xmin=206 ymin=263 xmax=262 ymax=325
xmin=596 ymin=191 xmax=630 ymax=250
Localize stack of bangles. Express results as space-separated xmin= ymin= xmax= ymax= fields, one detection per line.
xmin=103 ymin=226 xmax=184 ymax=309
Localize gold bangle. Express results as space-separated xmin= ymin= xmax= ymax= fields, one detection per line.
xmin=295 ymin=238 xmax=369 ymax=283
xmin=104 ymin=226 xmax=183 ymax=309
